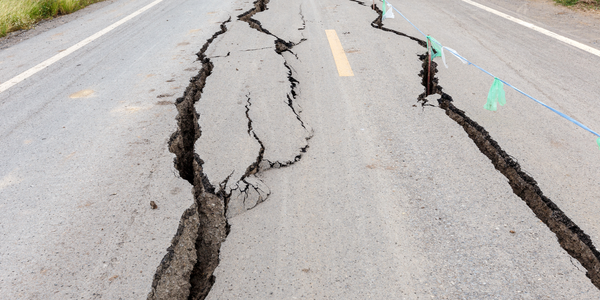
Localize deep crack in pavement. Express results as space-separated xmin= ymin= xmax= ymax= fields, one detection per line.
xmin=148 ymin=17 xmax=231 ymax=300
xmin=149 ymin=1 xmax=600 ymax=298
xmin=362 ymin=1 xmax=600 ymax=291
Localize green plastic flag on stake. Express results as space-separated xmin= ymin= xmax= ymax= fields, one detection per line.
xmin=426 ymin=36 xmax=442 ymax=59
xmin=597 ymin=137 xmax=600 ymax=150
xmin=484 ymin=78 xmax=506 ymax=111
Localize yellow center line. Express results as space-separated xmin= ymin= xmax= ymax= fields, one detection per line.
xmin=325 ymin=30 xmax=354 ymax=77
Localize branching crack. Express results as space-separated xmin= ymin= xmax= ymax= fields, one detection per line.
xmin=218 ymin=171 xmax=235 ymax=219
xmin=152 ymin=1 xmax=313 ymax=298
xmin=238 ymin=0 xmax=297 ymax=55
xmin=238 ymin=178 xmax=270 ymax=210
xmin=221 ymin=0 xmax=312 ymax=213
xmin=356 ymin=0 xmax=600 ymax=291
xmin=284 ymin=62 xmax=306 ymax=129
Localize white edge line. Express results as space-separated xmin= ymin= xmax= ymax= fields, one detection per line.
xmin=461 ymin=0 xmax=600 ymax=58
xmin=0 ymin=0 xmax=164 ymax=94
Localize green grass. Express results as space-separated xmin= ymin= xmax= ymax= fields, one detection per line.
xmin=0 ymin=0 xmax=105 ymax=38
xmin=554 ymin=0 xmax=600 ymax=7
xmin=555 ymin=0 xmax=579 ymax=5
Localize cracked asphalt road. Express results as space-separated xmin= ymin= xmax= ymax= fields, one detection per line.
xmin=0 ymin=0 xmax=236 ymax=298
xmin=1 ymin=0 xmax=600 ymax=299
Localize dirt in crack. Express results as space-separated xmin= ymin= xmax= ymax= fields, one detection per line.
xmin=417 ymin=53 xmax=442 ymax=105
xmin=438 ymin=98 xmax=600 ymax=289
xmin=356 ymin=0 xmax=600 ymax=290
xmin=147 ymin=18 xmax=230 ymax=300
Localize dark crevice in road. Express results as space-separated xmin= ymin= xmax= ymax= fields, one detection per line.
xmin=244 ymin=131 xmax=265 ymax=181
xmin=438 ymin=97 xmax=600 ymax=290
xmin=148 ymin=18 xmax=230 ymax=300
xmin=261 ymin=60 xmax=312 ymax=169
xmin=356 ymin=1 xmax=600 ymax=291
xmin=238 ymin=0 xmax=306 ymax=54
xmin=167 ymin=18 xmax=231 ymax=186
xmin=237 ymin=93 xmax=271 ymax=207
xmin=222 ymin=0 xmax=311 ymax=211
xmin=349 ymin=0 xmax=367 ymax=6
xmin=150 ymin=0 xmax=312 ymax=298
xmin=370 ymin=7 xmax=427 ymax=47
xmin=238 ymin=0 xmax=294 ymax=53
xmin=417 ymin=53 xmax=444 ymax=107
xmin=284 ymin=62 xmax=308 ymax=130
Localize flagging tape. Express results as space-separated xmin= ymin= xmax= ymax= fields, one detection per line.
xmin=389 ymin=6 xmax=426 ymax=38
xmin=384 ymin=2 xmax=600 ymax=148
xmin=485 ymin=78 xmax=506 ymax=111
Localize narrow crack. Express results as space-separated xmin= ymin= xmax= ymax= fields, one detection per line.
xmin=245 ymin=131 xmax=265 ymax=180
xmin=370 ymin=6 xmax=427 ymax=48
xmin=239 ymin=93 xmax=268 ymax=186
xmin=356 ymin=0 xmax=600 ymax=290
xmin=236 ymin=178 xmax=271 ymax=210
xmin=240 ymin=47 xmax=273 ymax=52
xmin=349 ymin=0 xmax=367 ymax=6
xmin=298 ymin=4 xmax=306 ymax=30
xmin=207 ymin=52 xmax=230 ymax=59
xmin=244 ymin=93 xmax=253 ymax=135
xmin=284 ymin=61 xmax=306 ymax=129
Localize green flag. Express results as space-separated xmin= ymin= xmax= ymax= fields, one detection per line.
xmin=597 ymin=137 xmax=600 ymax=150
xmin=484 ymin=78 xmax=506 ymax=111
xmin=426 ymin=36 xmax=442 ymax=59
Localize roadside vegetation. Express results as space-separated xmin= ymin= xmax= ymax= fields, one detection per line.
xmin=554 ymin=0 xmax=600 ymax=8
xmin=0 ymin=0 xmax=105 ymax=38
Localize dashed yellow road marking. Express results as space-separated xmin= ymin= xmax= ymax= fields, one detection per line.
xmin=69 ymin=89 xmax=94 ymax=98
xmin=325 ymin=30 xmax=354 ymax=77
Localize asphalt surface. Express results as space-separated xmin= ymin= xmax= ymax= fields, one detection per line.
xmin=1 ymin=0 xmax=600 ymax=299
xmin=0 ymin=0 xmax=236 ymax=298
